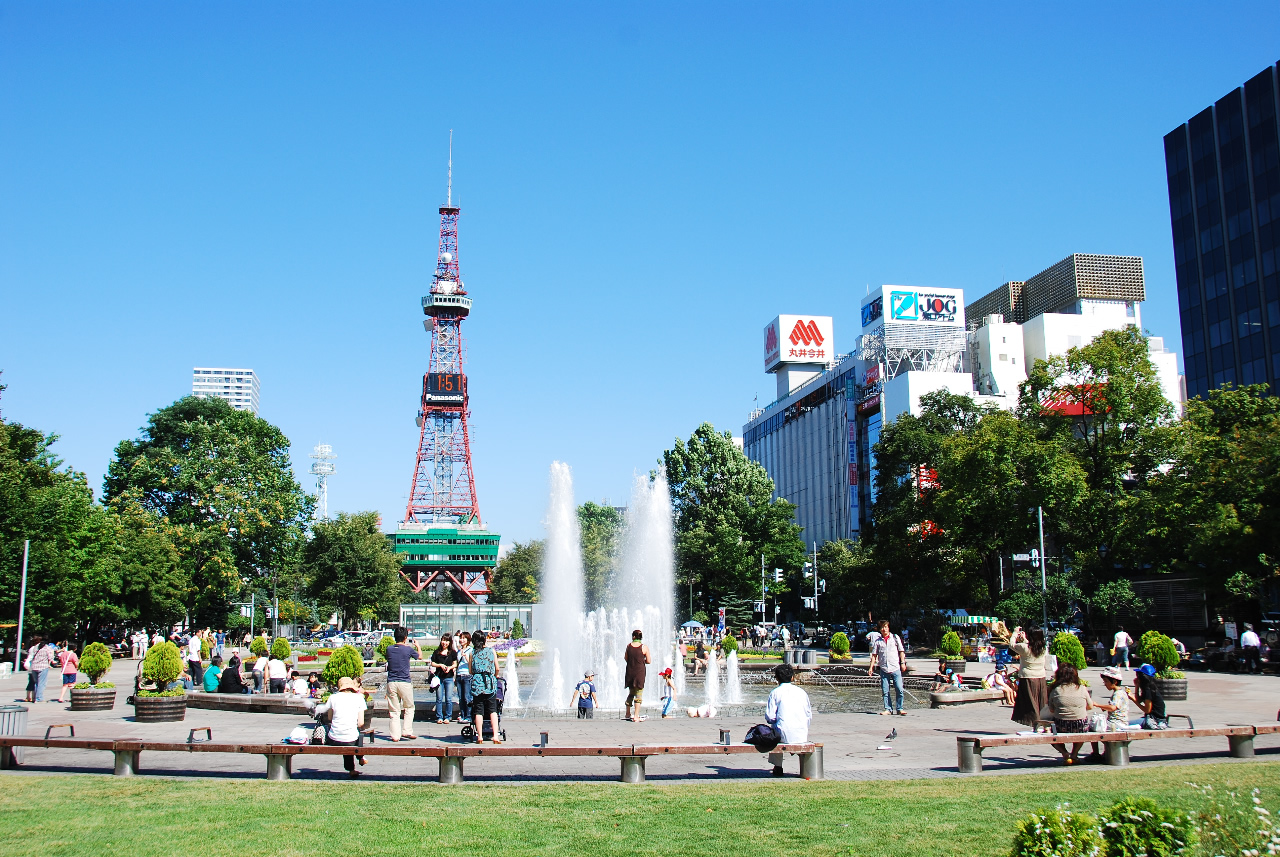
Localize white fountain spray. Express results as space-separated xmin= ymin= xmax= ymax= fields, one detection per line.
xmin=705 ymin=646 xmax=720 ymax=709
xmin=536 ymin=462 xmax=585 ymax=709
xmin=504 ymin=648 xmax=521 ymax=708
xmin=725 ymin=649 xmax=743 ymax=704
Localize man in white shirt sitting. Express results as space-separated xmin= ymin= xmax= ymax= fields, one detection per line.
xmin=765 ymin=663 xmax=812 ymax=776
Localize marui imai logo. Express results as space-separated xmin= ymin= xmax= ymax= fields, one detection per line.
xmin=764 ymin=322 xmax=779 ymax=357
xmin=787 ymin=319 xmax=826 ymax=360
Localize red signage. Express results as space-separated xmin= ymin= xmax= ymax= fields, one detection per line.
xmin=789 ymin=319 xmax=825 ymax=347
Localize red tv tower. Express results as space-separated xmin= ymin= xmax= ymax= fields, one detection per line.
xmin=394 ymin=134 xmax=499 ymax=604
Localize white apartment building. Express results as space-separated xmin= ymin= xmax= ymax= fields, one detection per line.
xmin=192 ymin=367 xmax=260 ymax=415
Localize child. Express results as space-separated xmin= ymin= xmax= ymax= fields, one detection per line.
xmin=987 ymin=665 xmax=1015 ymax=706
xmin=1093 ymin=667 xmax=1130 ymax=731
xmin=659 ymin=667 xmax=677 ymax=718
xmin=574 ymin=670 xmax=598 ymax=719
xmin=930 ymin=658 xmax=951 ymax=692
xmin=307 ymin=672 xmax=322 ymax=699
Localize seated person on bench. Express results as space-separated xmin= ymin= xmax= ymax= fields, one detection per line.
xmin=1093 ymin=668 xmax=1130 ymax=732
xmin=693 ymin=641 xmax=709 ymax=675
xmin=986 ymin=665 xmax=1016 ymax=705
xmin=1128 ymin=666 xmax=1168 ymax=730
xmin=930 ymin=659 xmax=951 ymax=692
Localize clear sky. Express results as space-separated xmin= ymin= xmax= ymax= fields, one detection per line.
xmin=2 ymin=3 xmax=1278 ymax=547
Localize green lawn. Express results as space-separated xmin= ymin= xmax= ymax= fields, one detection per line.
xmin=0 ymin=762 xmax=1275 ymax=857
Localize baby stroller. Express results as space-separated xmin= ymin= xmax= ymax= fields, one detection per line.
xmin=459 ymin=676 xmax=507 ymax=742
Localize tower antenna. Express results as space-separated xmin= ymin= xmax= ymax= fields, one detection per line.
xmin=309 ymin=443 xmax=336 ymax=520
xmin=447 ymin=129 xmax=453 ymax=207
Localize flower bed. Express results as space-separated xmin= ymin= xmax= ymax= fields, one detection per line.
xmin=297 ymin=655 xmax=318 ymax=662
xmin=317 ymin=649 xmax=334 ymax=657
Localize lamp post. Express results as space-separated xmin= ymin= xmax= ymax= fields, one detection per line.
xmin=12 ymin=539 xmax=28 ymax=673
xmin=1038 ymin=506 xmax=1048 ymax=630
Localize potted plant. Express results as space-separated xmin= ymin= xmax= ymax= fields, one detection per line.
xmin=320 ymin=644 xmax=365 ymax=687
xmin=1139 ymin=631 xmax=1187 ymax=700
xmin=270 ymin=636 xmax=291 ymax=663
xmin=1049 ymin=632 xmax=1087 ymax=671
xmin=70 ymin=642 xmax=117 ymax=711
xmin=829 ymin=632 xmax=851 ymax=661
xmin=937 ymin=630 xmax=966 ymax=674
xmin=250 ymin=636 xmax=269 ymax=658
xmin=134 ymin=641 xmax=188 ymax=722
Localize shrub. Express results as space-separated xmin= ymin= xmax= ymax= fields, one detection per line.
xmin=136 ymin=688 xmax=186 ymax=698
xmin=1009 ymin=806 xmax=1103 ymax=857
xmin=1050 ymin=632 xmax=1087 ymax=670
xmin=1189 ymin=784 xmax=1278 ymax=857
xmin=939 ymin=630 xmax=962 ymax=657
xmin=72 ymin=681 xmax=114 ymax=689
xmin=719 ymin=635 xmax=738 ymax=654
xmin=80 ymin=642 xmax=113 ymax=685
xmin=270 ymin=637 xmax=291 ymax=661
xmin=511 ymin=618 xmax=525 ymax=639
xmin=1138 ymin=631 xmax=1180 ymax=675
xmin=250 ymin=636 xmax=268 ymax=658
xmin=320 ymin=645 xmax=364 ymax=685
xmin=830 ymin=632 xmax=851 ymax=656
xmin=1098 ymin=797 xmax=1194 ymax=857
xmin=200 ymin=636 xmax=211 ymax=661
xmin=141 ymin=641 xmax=183 ymax=689
xmin=376 ymin=635 xmax=394 ymax=661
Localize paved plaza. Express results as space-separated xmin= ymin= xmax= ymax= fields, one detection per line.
xmin=3 ymin=659 xmax=1276 ymax=783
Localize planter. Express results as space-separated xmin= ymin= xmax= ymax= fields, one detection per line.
xmin=945 ymin=660 xmax=967 ymax=675
xmin=69 ymin=687 xmax=117 ymax=711
xmin=133 ymin=695 xmax=187 ymax=722
xmin=1154 ymin=677 xmax=1188 ymax=701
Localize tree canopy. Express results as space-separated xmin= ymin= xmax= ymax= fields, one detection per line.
xmin=300 ymin=512 xmax=401 ymax=628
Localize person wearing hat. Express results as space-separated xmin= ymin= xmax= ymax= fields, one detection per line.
xmin=1094 ymin=667 xmax=1130 ymax=732
xmin=574 ymin=670 xmax=598 ymax=719
xmin=314 ymin=676 xmax=368 ymax=777
xmin=659 ymin=667 xmax=677 ymax=718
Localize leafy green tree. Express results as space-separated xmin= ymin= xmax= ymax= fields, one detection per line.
xmin=663 ymin=423 xmax=805 ymax=615
xmin=103 ymin=396 xmax=313 ymax=624
xmin=579 ymin=502 xmax=621 ymax=608
xmin=489 ymin=540 xmax=542 ymax=603
xmin=994 ymin=569 xmax=1082 ymax=628
xmin=814 ymin=539 xmax=878 ymax=622
xmin=301 ymin=512 xmax=401 ymax=628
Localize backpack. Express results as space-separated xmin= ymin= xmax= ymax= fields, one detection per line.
xmin=743 ymin=723 xmax=782 ymax=752
xmin=576 ymin=681 xmax=593 ymax=704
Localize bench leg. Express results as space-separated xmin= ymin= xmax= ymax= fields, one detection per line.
xmin=799 ymin=747 xmax=824 ymax=780
xmin=265 ymin=754 xmax=292 ymax=781
xmin=1229 ymin=734 xmax=1255 ymax=759
xmin=438 ymin=757 xmax=464 ymax=784
xmin=0 ymin=745 xmax=14 ymax=770
xmin=1104 ymin=741 xmax=1130 ymax=767
xmin=957 ymin=739 xmax=983 ymax=774
xmin=113 ymin=750 xmax=139 ymax=777
xmin=619 ymin=755 xmax=646 ymax=783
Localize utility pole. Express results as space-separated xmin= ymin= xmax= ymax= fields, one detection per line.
xmin=813 ymin=541 xmax=820 ymax=615
xmin=12 ymin=539 xmax=28 ymax=673
xmin=1038 ymin=506 xmax=1048 ymax=630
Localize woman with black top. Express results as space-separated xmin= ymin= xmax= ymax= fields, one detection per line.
xmin=217 ymin=654 xmax=250 ymax=694
xmin=1009 ymin=627 xmax=1049 ymax=730
xmin=1130 ymin=670 xmax=1167 ymax=729
xmin=431 ymin=633 xmax=459 ymax=723
xmin=693 ymin=641 xmax=709 ymax=675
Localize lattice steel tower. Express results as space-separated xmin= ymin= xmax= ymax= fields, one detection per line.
xmin=396 ymin=134 xmax=499 ymax=603
xmin=309 ymin=443 xmax=336 ymax=520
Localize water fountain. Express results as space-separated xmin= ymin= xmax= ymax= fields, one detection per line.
xmin=725 ymin=649 xmax=743 ymax=704
xmin=534 ymin=463 xmax=675 ymax=710
xmin=504 ymin=648 xmax=521 ymax=708
xmin=704 ymin=646 xmax=719 ymax=709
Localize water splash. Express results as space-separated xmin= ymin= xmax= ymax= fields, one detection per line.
xmin=725 ymin=650 xmax=743 ymax=704
xmin=536 ymin=461 xmax=585 ymax=708
xmin=504 ymin=648 xmax=521 ymax=708
xmin=705 ymin=646 xmax=720 ymax=709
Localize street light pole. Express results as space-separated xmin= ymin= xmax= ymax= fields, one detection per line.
xmin=12 ymin=539 xmax=28 ymax=673
xmin=1038 ymin=506 xmax=1048 ymax=629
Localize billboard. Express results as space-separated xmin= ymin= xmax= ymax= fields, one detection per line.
xmin=880 ymin=286 xmax=964 ymax=327
xmin=764 ymin=315 xmax=834 ymax=370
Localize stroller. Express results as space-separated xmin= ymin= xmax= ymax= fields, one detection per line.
xmin=459 ymin=676 xmax=507 ymax=743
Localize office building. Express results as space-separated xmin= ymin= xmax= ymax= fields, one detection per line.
xmin=192 ymin=367 xmax=261 ymax=415
xmin=743 ymin=254 xmax=1183 ymax=546
xmin=1165 ymin=61 xmax=1280 ymax=398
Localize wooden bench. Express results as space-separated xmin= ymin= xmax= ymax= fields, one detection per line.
xmin=0 ymin=732 xmax=821 ymax=783
xmin=956 ymin=725 xmax=1262 ymax=773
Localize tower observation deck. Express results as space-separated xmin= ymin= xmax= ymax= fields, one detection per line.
xmin=396 ymin=142 xmax=499 ymax=604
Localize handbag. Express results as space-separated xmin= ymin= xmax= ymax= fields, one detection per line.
xmin=311 ymin=724 xmax=326 ymax=745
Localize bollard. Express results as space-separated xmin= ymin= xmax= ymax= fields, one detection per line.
xmin=540 ymin=731 xmax=549 ymax=748
xmin=719 ymin=728 xmax=731 ymax=745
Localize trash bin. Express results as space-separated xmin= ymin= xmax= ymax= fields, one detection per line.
xmin=0 ymin=704 xmax=29 ymax=765
xmin=801 ymin=649 xmax=816 ymax=666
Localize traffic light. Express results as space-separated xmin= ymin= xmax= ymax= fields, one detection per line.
xmin=774 ymin=568 xmax=784 ymax=582
xmin=819 ymin=579 xmax=827 ymax=593
xmin=803 ymin=562 xmax=813 ymax=579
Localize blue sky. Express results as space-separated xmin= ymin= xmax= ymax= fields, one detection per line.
xmin=3 ymin=3 xmax=1278 ymax=546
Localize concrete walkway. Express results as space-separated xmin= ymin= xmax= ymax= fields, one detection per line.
xmin=2 ymin=660 xmax=1276 ymax=783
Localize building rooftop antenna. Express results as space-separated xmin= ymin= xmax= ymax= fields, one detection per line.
xmin=309 ymin=443 xmax=337 ymax=520
xmin=447 ymin=129 xmax=453 ymax=207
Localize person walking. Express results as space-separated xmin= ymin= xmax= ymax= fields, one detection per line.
xmin=469 ymin=631 xmax=501 ymax=744
xmin=1112 ymin=626 xmax=1134 ymax=672
xmin=1240 ymin=624 xmax=1262 ymax=674
xmin=867 ymin=619 xmax=907 ymax=716
xmin=314 ymin=676 xmax=368 ymax=778
xmin=384 ymin=627 xmax=421 ymax=741
xmin=575 ymin=670 xmax=598 ymax=719
xmin=1046 ymin=662 xmax=1093 ymax=764
xmin=26 ymin=638 xmax=55 ymax=703
xmin=455 ymin=630 xmax=473 ymax=722
xmin=765 ymin=663 xmax=812 ymax=776
xmin=55 ymin=642 xmax=80 ymax=703
xmin=186 ymin=631 xmax=204 ymax=686
xmin=214 ymin=630 xmax=225 ymax=658
xmin=1009 ymin=627 xmax=1049 ymax=731
xmin=431 ymin=633 xmax=458 ymax=723
xmin=623 ymin=629 xmax=650 ymax=723
xmin=659 ymin=668 xmax=677 ymax=718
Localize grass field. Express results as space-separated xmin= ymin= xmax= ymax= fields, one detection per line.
xmin=0 ymin=762 xmax=1275 ymax=857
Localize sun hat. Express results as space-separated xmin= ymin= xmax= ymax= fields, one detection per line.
xmin=337 ymin=677 xmax=359 ymax=692
xmin=1136 ymin=664 xmax=1156 ymax=677
xmin=1100 ymin=667 xmax=1123 ymax=682
xmin=660 ymin=668 xmax=673 ymax=677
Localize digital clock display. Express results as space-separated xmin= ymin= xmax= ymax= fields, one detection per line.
xmin=426 ymin=373 xmax=465 ymax=395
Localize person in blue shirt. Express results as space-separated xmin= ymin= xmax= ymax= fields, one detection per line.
xmin=575 ymin=671 xmax=598 ymax=719
xmin=202 ymin=656 xmax=224 ymax=693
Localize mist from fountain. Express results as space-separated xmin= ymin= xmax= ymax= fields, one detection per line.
xmin=504 ymin=648 xmax=521 ymax=708
xmin=725 ymin=649 xmax=743 ymax=704
xmin=536 ymin=462 xmax=584 ymax=709
xmin=705 ymin=646 xmax=719 ymax=709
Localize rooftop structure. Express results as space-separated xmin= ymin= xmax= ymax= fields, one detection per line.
xmin=191 ymin=367 xmax=260 ymax=415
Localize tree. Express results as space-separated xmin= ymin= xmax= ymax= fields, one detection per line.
xmin=301 ymin=512 xmax=401 ymax=628
xmin=814 ymin=539 xmax=878 ymax=622
xmin=489 ymin=540 xmax=542 ymax=603
xmin=578 ymin=502 xmax=621 ymax=608
xmin=663 ymin=423 xmax=805 ymax=615
xmin=103 ymin=396 xmax=313 ymax=624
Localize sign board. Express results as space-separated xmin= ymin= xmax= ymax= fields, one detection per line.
xmin=802 ymin=597 xmax=816 ymax=609
xmin=764 ymin=315 xmax=834 ymax=371
xmin=240 ymin=605 xmax=252 ymax=617
xmin=1013 ymin=553 xmax=1031 ymax=562
xmin=863 ymin=286 xmax=965 ymax=330
xmin=1224 ymin=621 xmax=1237 ymax=640
xmin=1030 ymin=548 xmax=1040 ymax=568
xmin=717 ymin=607 xmax=726 ymax=636
xmin=754 ymin=601 xmax=765 ymax=613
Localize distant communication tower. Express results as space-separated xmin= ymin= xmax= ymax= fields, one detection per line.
xmin=395 ymin=133 xmax=499 ymax=603
xmin=310 ymin=443 xmax=336 ymax=520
